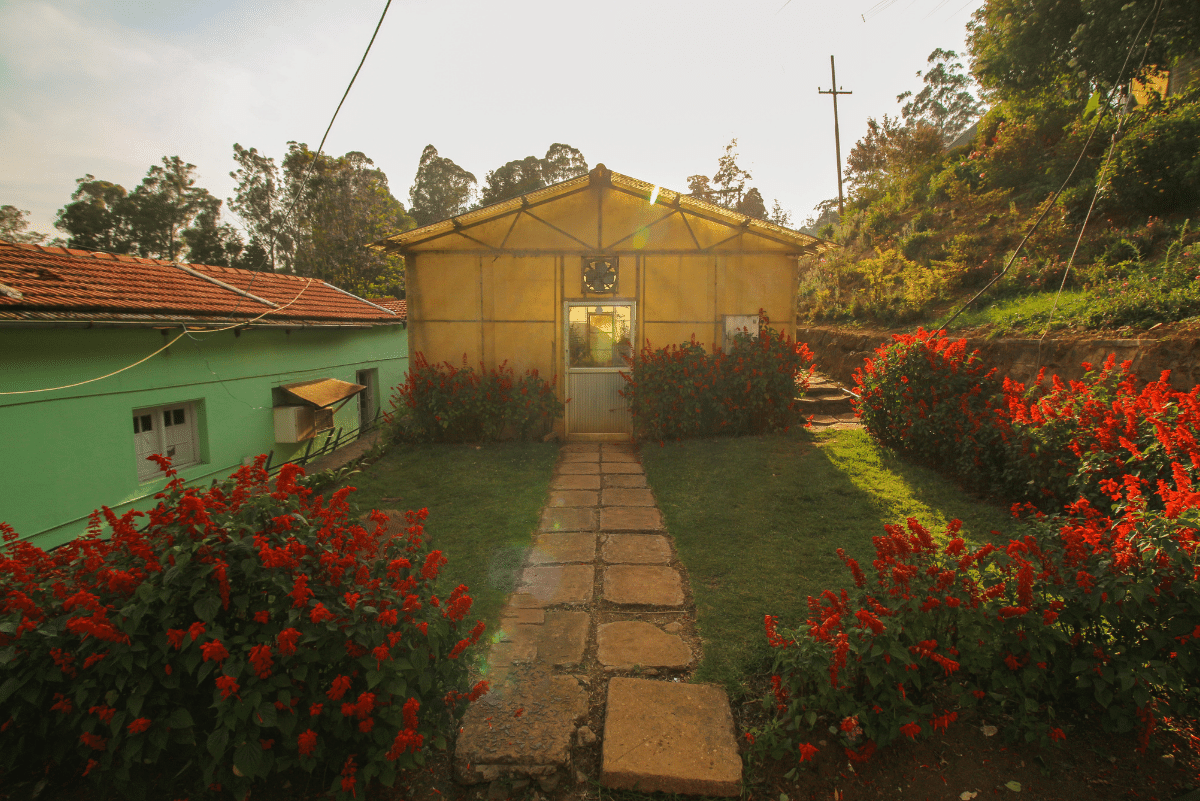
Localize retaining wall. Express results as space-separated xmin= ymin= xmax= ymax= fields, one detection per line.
xmin=797 ymin=325 xmax=1200 ymax=392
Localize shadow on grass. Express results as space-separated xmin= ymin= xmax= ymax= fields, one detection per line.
xmin=640 ymin=427 xmax=1015 ymax=699
xmin=346 ymin=439 xmax=559 ymax=640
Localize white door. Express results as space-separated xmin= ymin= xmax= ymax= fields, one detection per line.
xmin=565 ymin=303 xmax=634 ymax=435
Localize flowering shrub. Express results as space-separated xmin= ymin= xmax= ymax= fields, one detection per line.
xmin=854 ymin=330 xmax=1200 ymax=511
xmin=386 ymin=352 xmax=564 ymax=442
xmin=0 ymin=456 xmax=488 ymax=799
xmin=1001 ymin=357 xmax=1200 ymax=511
xmin=757 ymin=480 xmax=1200 ymax=762
xmin=620 ymin=312 xmax=815 ymax=442
xmin=852 ymin=327 xmax=1007 ymax=490
xmin=761 ymin=334 xmax=1200 ymax=766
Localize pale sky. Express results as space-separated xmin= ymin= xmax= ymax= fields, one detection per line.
xmin=0 ymin=0 xmax=986 ymax=241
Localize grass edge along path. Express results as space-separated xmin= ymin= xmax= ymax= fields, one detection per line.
xmin=346 ymin=440 xmax=559 ymax=652
xmin=640 ymin=427 xmax=1015 ymax=699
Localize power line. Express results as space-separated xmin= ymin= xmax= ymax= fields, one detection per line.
xmin=936 ymin=0 xmax=1165 ymax=332
xmin=2 ymin=278 xmax=312 ymax=398
xmin=225 ymin=0 xmax=395 ymax=318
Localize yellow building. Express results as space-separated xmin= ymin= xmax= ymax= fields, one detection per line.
xmin=373 ymin=164 xmax=830 ymax=440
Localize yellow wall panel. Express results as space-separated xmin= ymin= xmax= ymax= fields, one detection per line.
xmin=642 ymin=322 xmax=722 ymax=351
xmin=601 ymin=190 xmax=699 ymax=251
xmin=676 ymin=256 xmax=714 ymax=320
xmin=414 ymin=322 xmax=482 ymax=368
xmin=490 ymin=256 xmax=557 ymax=320
xmin=642 ymin=255 xmax=682 ymax=323
xmin=413 ymin=254 xmax=480 ymax=322
xmin=489 ymin=322 xmax=557 ymax=378
xmin=506 ymin=189 xmax=599 ymax=250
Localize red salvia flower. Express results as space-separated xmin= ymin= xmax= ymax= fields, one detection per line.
xmin=127 ymin=717 xmax=152 ymax=734
xmin=297 ymin=729 xmax=318 ymax=757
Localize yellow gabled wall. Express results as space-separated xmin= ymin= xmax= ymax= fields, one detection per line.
xmin=403 ymin=181 xmax=802 ymax=437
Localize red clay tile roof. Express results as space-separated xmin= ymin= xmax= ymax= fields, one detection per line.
xmin=367 ymin=296 xmax=407 ymax=319
xmin=0 ymin=240 xmax=400 ymax=327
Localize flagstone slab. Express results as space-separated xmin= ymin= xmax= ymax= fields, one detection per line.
xmin=601 ymin=451 xmax=640 ymax=463
xmin=601 ymin=462 xmax=644 ymax=474
xmin=559 ymin=462 xmax=601 ymax=475
xmin=520 ymin=565 xmax=595 ymax=606
xmin=597 ymin=621 xmax=692 ymax=670
xmin=603 ymin=565 xmax=684 ymax=607
xmin=600 ymin=506 xmax=663 ymax=531
xmin=601 ymin=534 xmax=672 ymax=564
xmin=561 ymin=450 xmax=600 ymax=462
xmin=603 ymin=473 xmax=647 ymax=489
xmin=551 ymin=474 xmax=601 ymax=491
xmin=548 ymin=490 xmax=599 ymax=507
xmin=537 ymin=611 xmax=590 ymax=667
xmin=563 ymin=443 xmax=601 ymax=452
xmin=601 ymin=678 xmax=741 ymax=797
xmin=501 ymin=606 xmax=546 ymax=625
xmin=527 ymin=533 xmax=597 ymax=565
xmin=601 ymin=488 xmax=655 ymax=507
xmin=455 ymin=668 xmax=589 ymax=784
xmin=539 ymin=507 xmax=597 ymax=533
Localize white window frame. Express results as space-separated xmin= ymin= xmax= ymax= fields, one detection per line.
xmin=132 ymin=401 xmax=201 ymax=482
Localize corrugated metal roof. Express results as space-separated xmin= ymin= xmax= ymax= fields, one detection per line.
xmin=281 ymin=378 xmax=365 ymax=408
xmin=372 ymin=164 xmax=834 ymax=254
xmin=0 ymin=241 xmax=402 ymax=327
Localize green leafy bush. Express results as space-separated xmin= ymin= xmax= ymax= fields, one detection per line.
xmin=1106 ymin=91 xmax=1200 ymax=218
xmin=0 ymin=457 xmax=488 ymax=799
xmin=620 ymin=312 xmax=815 ymax=442
xmin=387 ymin=353 xmax=564 ymax=442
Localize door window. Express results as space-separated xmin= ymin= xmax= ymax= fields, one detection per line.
xmin=568 ymin=305 xmax=632 ymax=368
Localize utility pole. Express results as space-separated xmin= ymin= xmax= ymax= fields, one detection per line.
xmin=818 ymin=55 xmax=852 ymax=217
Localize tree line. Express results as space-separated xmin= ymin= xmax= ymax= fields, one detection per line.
xmin=3 ymin=139 xmax=803 ymax=296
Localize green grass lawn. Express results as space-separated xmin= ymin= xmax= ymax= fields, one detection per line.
xmin=640 ymin=427 xmax=1016 ymax=698
xmin=944 ymin=288 xmax=1090 ymax=335
xmin=345 ymin=440 xmax=559 ymax=642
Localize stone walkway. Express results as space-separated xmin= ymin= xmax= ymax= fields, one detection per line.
xmin=454 ymin=441 xmax=741 ymax=797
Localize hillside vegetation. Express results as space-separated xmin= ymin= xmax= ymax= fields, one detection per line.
xmin=799 ymin=0 xmax=1200 ymax=336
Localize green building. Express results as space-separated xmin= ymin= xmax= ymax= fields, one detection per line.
xmin=0 ymin=240 xmax=407 ymax=549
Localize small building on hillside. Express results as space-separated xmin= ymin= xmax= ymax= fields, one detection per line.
xmin=373 ymin=164 xmax=829 ymax=440
xmin=0 ymin=240 xmax=407 ymax=549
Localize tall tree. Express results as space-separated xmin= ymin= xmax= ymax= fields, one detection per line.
xmin=409 ymin=145 xmax=477 ymax=226
xmin=768 ymin=200 xmax=794 ymax=229
xmin=0 ymin=206 xmax=48 ymax=244
xmin=480 ymin=156 xmax=546 ymax=206
xmin=127 ymin=156 xmax=217 ymax=261
xmin=967 ymin=0 xmax=1200 ymax=102
xmin=686 ymin=175 xmax=717 ymax=203
xmin=843 ymin=116 xmax=944 ymax=198
xmin=736 ymin=187 xmax=768 ymax=220
xmin=897 ymin=48 xmax=986 ymax=143
xmin=54 ymin=176 xmax=134 ymax=253
xmin=712 ymin=139 xmax=753 ymax=206
xmin=689 ymin=139 xmax=755 ymax=209
xmin=228 ymin=143 xmax=295 ymax=272
xmin=541 ymin=143 xmax=588 ymax=184
xmin=285 ymin=144 xmax=415 ymax=296
xmin=180 ymin=197 xmax=246 ymax=267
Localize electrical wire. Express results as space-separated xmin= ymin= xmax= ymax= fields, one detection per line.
xmin=1 ymin=279 xmax=313 ymax=396
xmin=1037 ymin=0 xmax=1165 ymax=345
xmin=221 ymin=0 xmax=394 ymax=320
xmin=935 ymin=0 xmax=1165 ymax=332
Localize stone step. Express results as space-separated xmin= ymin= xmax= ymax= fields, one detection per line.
xmin=600 ymin=678 xmax=741 ymax=797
